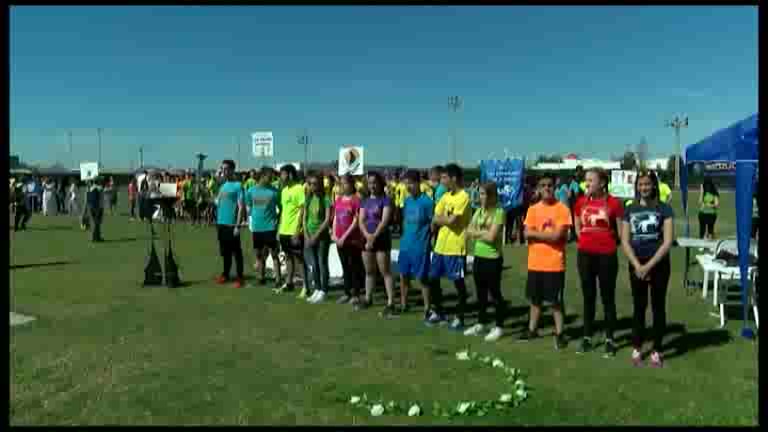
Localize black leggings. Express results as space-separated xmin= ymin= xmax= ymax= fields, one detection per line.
xmin=337 ymin=244 xmax=364 ymax=297
xmin=13 ymin=206 xmax=31 ymax=230
xmin=577 ymin=251 xmax=618 ymax=340
xmin=217 ymin=225 xmax=244 ymax=279
xmin=629 ymin=256 xmax=670 ymax=351
xmin=698 ymin=213 xmax=717 ymax=238
xmin=473 ymin=256 xmax=505 ymax=327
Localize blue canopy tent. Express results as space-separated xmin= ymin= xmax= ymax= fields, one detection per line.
xmin=680 ymin=113 xmax=759 ymax=339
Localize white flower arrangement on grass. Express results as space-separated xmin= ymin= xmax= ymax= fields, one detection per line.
xmin=345 ymin=347 xmax=530 ymax=418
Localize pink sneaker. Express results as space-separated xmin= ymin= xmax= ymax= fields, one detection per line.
xmin=631 ymin=349 xmax=643 ymax=367
xmin=649 ymin=351 xmax=664 ymax=368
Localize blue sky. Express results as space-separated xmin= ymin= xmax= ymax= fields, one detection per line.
xmin=10 ymin=5 xmax=758 ymax=170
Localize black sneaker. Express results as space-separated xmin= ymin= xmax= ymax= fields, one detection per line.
xmin=354 ymin=299 xmax=371 ymax=311
xmin=576 ymin=337 xmax=593 ymax=354
xmin=379 ymin=304 xmax=398 ymax=319
xmin=603 ymin=339 xmax=617 ymax=358
xmin=554 ymin=333 xmax=567 ymax=350
xmin=518 ymin=329 xmax=539 ymax=342
xmin=398 ymin=304 xmax=409 ymax=315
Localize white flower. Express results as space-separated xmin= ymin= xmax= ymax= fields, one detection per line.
xmin=456 ymin=351 xmax=470 ymax=361
xmin=515 ymin=379 xmax=526 ymax=387
xmin=492 ymin=359 xmax=505 ymax=368
xmin=457 ymin=402 xmax=471 ymax=414
xmin=516 ymin=388 xmax=528 ymax=399
xmin=507 ymin=367 xmax=518 ymax=376
xmin=480 ymin=356 xmax=492 ymax=363
xmin=408 ymin=404 xmax=422 ymax=417
xmin=371 ymin=404 xmax=385 ymax=416
xmin=350 ymin=396 xmax=361 ymax=405
xmin=499 ymin=393 xmax=513 ymax=403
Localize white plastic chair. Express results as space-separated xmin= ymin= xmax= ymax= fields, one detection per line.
xmin=711 ymin=239 xmax=756 ymax=307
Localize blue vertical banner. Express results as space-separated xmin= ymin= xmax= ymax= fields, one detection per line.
xmin=480 ymin=158 xmax=525 ymax=210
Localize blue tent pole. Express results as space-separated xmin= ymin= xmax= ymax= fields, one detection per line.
xmin=735 ymin=163 xmax=756 ymax=339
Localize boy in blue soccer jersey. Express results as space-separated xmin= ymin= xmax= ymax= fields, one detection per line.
xmin=398 ymin=170 xmax=435 ymax=316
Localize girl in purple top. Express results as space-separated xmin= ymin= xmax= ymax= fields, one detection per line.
xmin=359 ymin=171 xmax=395 ymax=317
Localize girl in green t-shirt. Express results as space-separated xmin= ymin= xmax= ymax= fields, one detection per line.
xmin=698 ymin=179 xmax=719 ymax=239
xmin=304 ymin=173 xmax=333 ymax=304
xmin=464 ymin=182 xmax=506 ymax=342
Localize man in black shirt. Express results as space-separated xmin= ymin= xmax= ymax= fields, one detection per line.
xmin=12 ymin=180 xmax=31 ymax=231
xmin=83 ymin=178 xmax=105 ymax=242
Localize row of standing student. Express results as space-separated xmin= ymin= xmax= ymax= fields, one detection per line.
xmin=212 ymin=160 xmax=675 ymax=367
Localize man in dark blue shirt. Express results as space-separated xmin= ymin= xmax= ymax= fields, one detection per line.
xmin=83 ymin=178 xmax=105 ymax=242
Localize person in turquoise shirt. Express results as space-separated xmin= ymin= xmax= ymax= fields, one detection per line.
xmin=555 ymin=177 xmax=570 ymax=205
xmin=245 ymin=167 xmax=281 ymax=285
xmin=215 ymin=159 xmax=246 ymax=288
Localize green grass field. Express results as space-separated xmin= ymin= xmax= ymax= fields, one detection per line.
xmin=10 ymin=190 xmax=758 ymax=425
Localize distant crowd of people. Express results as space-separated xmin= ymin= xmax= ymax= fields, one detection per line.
xmin=10 ymin=162 xmax=758 ymax=368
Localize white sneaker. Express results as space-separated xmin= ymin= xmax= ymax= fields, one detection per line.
xmin=484 ymin=326 xmax=503 ymax=342
xmin=307 ymin=290 xmax=320 ymax=303
xmin=463 ymin=323 xmax=485 ymax=336
xmin=310 ymin=291 xmax=326 ymax=304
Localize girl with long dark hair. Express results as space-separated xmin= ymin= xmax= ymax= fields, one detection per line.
xmin=359 ymin=171 xmax=396 ymax=316
xmin=332 ymin=174 xmax=365 ymax=305
xmin=621 ymin=170 xmax=674 ymax=368
xmin=304 ymin=172 xmax=333 ymax=304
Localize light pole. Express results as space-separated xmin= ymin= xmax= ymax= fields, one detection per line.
xmin=298 ymin=129 xmax=309 ymax=176
xmin=448 ymin=96 xmax=463 ymax=163
xmin=97 ymin=128 xmax=103 ymax=168
xmin=139 ymin=146 xmax=144 ymax=169
xmin=67 ymin=130 xmax=73 ymax=170
xmin=665 ymin=115 xmax=688 ymax=190
xmin=236 ymin=136 xmax=242 ymax=172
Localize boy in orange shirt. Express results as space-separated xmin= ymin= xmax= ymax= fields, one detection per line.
xmin=519 ymin=173 xmax=572 ymax=350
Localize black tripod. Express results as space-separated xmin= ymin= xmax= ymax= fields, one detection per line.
xmin=143 ymin=197 xmax=182 ymax=288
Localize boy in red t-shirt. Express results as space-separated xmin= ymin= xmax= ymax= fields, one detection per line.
xmin=573 ymin=168 xmax=624 ymax=358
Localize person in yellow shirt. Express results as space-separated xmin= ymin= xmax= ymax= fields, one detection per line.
xmin=426 ymin=163 xmax=472 ymax=330
xmin=326 ymin=173 xmax=338 ymax=203
xmin=395 ymin=174 xmax=408 ymax=235
xmin=657 ymin=177 xmax=672 ymax=204
xmin=420 ymin=172 xmax=434 ymax=200
xmin=355 ymin=176 xmax=368 ymax=200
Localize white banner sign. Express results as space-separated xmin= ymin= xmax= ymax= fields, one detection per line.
xmin=608 ymin=170 xmax=637 ymax=199
xmin=80 ymin=162 xmax=99 ymax=181
xmin=338 ymin=146 xmax=364 ymax=176
xmin=252 ymin=131 xmax=274 ymax=158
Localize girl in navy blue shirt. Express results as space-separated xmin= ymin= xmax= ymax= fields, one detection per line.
xmin=620 ymin=171 xmax=674 ymax=368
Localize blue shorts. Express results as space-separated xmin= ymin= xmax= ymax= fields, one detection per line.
xmin=429 ymin=254 xmax=466 ymax=281
xmin=398 ymin=248 xmax=430 ymax=280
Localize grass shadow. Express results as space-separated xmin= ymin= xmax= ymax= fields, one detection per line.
xmin=10 ymin=261 xmax=76 ymax=270
xmin=25 ymin=225 xmax=77 ymax=232
xmin=101 ymin=237 xmax=139 ymax=244
xmin=661 ymin=328 xmax=733 ymax=360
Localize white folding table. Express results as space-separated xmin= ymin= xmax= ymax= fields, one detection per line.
xmin=675 ymin=237 xmax=719 ymax=295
